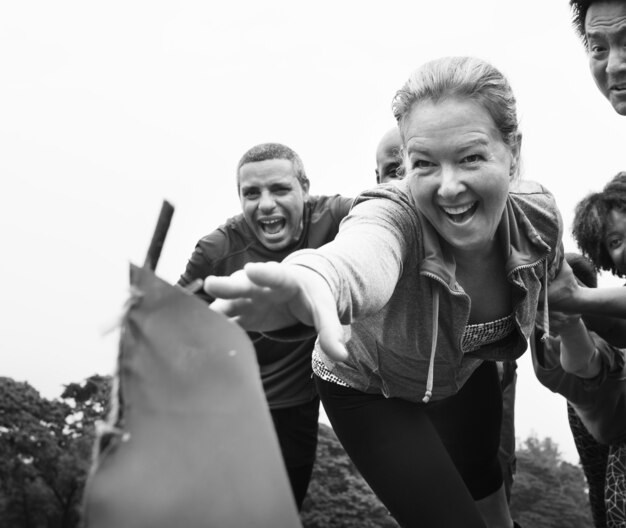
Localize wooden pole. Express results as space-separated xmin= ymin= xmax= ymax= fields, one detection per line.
xmin=143 ymin=200 xmax=174 ymax=272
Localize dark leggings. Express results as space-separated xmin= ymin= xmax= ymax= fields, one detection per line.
xmin=271 ymin=397 xmax=319 ymax=510
xmin=568 ymin=403 xmax=608 ymax=527
xmin=284 ymin=463 xmax=315 ymax=511
xmin=316 ymin=361 xmax=502 ymax=528
xmin=423 ymin=361 xmax=504 ymax=499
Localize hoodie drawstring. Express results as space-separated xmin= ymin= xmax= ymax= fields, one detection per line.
xmin=540 ymin=259 xmax=550 ymax=342
xmin=423 ymin=285 xmax=439 ymax=403
xmin=421 ymin=258 xmax=551 ymax=401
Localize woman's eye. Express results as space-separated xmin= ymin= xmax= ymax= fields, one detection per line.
xmin=414 ymin=160 xmax=433 ymax=169
xmin=462 ymin=154 xmax=483 ymax=163
xmin=607 ymin=238 xmax=622 ymax=250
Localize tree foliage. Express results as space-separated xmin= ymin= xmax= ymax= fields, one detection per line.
xmin=509 ymin=435 xmax=592 ymax=528
xmin=0 ymin=376 xmax=599 ymax=527
xmin=0 ymin=375 xmax=111 ymax=528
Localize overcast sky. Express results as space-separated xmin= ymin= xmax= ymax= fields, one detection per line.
xmin=2 ymin=0 xmax=624 ymax=464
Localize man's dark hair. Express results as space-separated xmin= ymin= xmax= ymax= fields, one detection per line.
xmin=570 ymin=0 xmax=594 ymax=46
xmin=565 ymin=252 xmax=598 ymax=288
xmin=236 ymin=143 xmax=309 ymax=191
xmin=572 ymin=172 xmax=626 ymax=276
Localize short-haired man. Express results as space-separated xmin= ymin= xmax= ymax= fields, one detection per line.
xmin=570 ymin=0 xmax=626 ymax=115
xmin=375 ymin=127 xmax=405 ymax=184
xmin=179 ymin=143 xmax=352 ymax=510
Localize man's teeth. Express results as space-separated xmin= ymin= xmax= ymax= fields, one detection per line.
xmin=260 ymin=219 xmax=284 ymax=234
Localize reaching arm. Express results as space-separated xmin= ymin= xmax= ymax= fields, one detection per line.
xmin=548 ymin=259 xmax=626 ymax=317
xmin=583 ymin=313 xmax=626 ymax=348
xmin=206 ymin=193 xmax=413 ymax=360
xmin=555 ymin=317 xmax=602 ymax=379
xmin=205 ymin=262 xmax=348 ymax=361
xmin=536 ymin=305 xmax=601 ymax=379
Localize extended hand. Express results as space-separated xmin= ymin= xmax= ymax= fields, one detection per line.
xmin=547 ymin=258 xmax=581 ymax=313
xmin=535 ymin=306 xmax=581 ymax=337
xmin=205 ymin=262 xmax=348 ymax=361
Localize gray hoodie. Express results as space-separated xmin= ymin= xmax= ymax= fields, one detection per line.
xmin=286 ymin=178 xmax=563 ymax=403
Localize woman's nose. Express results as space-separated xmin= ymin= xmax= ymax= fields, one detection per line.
xmin=438 ymin=167 xmax=464 ymax=199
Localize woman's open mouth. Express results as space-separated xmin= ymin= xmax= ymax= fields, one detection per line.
xmin=441 ymin=202 xmax=479 ymax=224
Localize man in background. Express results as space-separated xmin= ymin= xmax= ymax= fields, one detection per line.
xmin=179 ymin=143 xmax=352 ymax=510
xmin=375 ymin=127 xmax=404 ymax=184
xmin=570 ymin=0 xmax=626 ymax=115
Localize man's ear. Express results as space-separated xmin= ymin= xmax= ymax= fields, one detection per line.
xmin=375 ymin=169 xmax=381 ymax=184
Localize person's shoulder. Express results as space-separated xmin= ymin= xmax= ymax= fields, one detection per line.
xmin=309 ymin=194 xmax=353 ymax=215
xmin=307 ymin=195 xmax=354 ymax=231
xmin=196 ymin=213 xmax=251 ymax=256
xmin=509 ymin=179 xmax=551 ymax=195
xmin=353 ymin=179 xmax=416 ymax=213
xmin=510 ymin=179 xmax=564 ymax=274
xmin=509 ymin=179 xmax=562 ymax=232
xmin=345 ymin=180 xmax=421 ymax=241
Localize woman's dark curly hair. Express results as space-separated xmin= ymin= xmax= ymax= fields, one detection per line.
xmin=572 ymin=172 xmax=626 ymax=277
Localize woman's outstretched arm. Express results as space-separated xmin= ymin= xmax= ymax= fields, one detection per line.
xmin=205 ymin=261 xmax=348 ymax=361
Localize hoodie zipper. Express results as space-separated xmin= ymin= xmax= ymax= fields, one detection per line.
xmin=418 ymin=253 xmax=551 ymax=402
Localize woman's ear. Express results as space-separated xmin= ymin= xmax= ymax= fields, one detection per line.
xmin=509 ymin=132 xmax=522 ymax=179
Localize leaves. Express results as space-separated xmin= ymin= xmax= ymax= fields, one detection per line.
xmin=510 ymin=435 xmax=594 ymax=528
xmin=0 ymin=375 xmax=111 ymax=528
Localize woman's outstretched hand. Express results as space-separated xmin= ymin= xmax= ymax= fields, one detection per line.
xmin=204 ymin=262 xmax=348 ymax=361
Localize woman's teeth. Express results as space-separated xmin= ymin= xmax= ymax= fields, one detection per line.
xmin=441 ymin=202 xmax=478 ymax=223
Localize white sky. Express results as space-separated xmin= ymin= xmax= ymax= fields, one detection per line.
xmin=1 ymin=1 xmax=624 ymax=464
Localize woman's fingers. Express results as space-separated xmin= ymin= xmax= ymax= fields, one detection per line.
xmin=204 ymin=261 xmax=348 ymax=360
xmin=204 ymin=269 xmax=257 ymax=299
xmin=294 ymin=267 xmax=348 ymax=362
xmin=204 ymin=263 xmax=304 ymax=332
xmin=244 ymin=262 xmax=303 ymax=303
xmin=209 ymin=297 xmax=252 ymax=319
xmin=315 ymin=311 xmax=348 ymax=362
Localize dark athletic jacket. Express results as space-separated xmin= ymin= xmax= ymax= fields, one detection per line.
xmin=179 ymin=194 xmax=353 ymax=409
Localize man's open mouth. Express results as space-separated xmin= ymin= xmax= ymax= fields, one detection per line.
xmin=441 ymin=202 xmax=479 ymax=223
xmin=259 ymin=218 xmax=286 ymax=235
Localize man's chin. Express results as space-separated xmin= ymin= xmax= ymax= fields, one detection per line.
xmin=613 ymin=102 xmax=626 ymax=116
xmin=609 ymin=94 xmax=626 ymax=116
xmin=258 ymin=234 xmax=288 ymax=251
